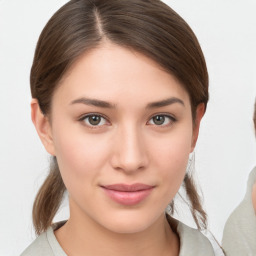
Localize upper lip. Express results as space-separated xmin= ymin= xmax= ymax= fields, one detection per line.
xmin=101 ymin=183 xmax=154 ymax=192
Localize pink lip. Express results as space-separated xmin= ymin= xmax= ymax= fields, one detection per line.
xmin=101 ymin=183 xmax=154 ymax=206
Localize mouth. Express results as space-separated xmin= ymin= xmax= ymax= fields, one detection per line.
xmin=100 ymin=183 xmax=155 ymax=206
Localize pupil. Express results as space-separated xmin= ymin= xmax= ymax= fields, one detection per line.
xmin=153 ymin=115 xmax=165 ymax=125
xmin=89 ymin=115 xmax=101 ymax=125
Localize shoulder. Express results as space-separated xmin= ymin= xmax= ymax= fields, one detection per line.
xmin=223 ymin=167 xmax=256 ymax=233
xmin=20 ymin=222 xmax=67 ymax=256
xmin=20 ymin=232 xmax=54 ymax=256
xmin=176 ymin=221 xmax=215 ymax=256
xmin=222 ymin=167 xmax=256 ymax=255
xmin=224 ymin=167 xmax=256 ymax=228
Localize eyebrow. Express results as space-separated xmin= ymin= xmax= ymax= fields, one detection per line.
xmin=146 ymin=97 xmax=184 ymax=108
xmin=70 ymin=98 xmax=116 ymax=108
xmin=70 ymin=97 xmax=184 ymax=109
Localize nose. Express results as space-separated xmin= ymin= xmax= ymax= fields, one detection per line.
xmin=110 ymin=125 xmax=149 ymax=174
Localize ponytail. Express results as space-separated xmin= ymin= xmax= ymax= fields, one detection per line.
xmin=183 ymin=174 xmax=207 ymax=230
xmin=32 ymin=157 xmax=66 ymax=235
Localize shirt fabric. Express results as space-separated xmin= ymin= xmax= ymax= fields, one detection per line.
xmin=222 ymin=167 xmax=256 ymax=256
xmin=21 ymin=218 xmax=215 ymax=256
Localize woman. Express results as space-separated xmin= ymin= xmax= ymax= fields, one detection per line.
xmin=222 ymin=101 xmax=256 ymax=256
xmin=21 ymin=0 xmax=216 ymax=255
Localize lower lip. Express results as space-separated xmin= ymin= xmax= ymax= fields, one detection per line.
xmin=102 ymin=188 xmax=153 ymax=206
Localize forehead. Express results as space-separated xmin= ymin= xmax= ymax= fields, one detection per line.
xmin=54 ymin=43 xmax=190 ymax=107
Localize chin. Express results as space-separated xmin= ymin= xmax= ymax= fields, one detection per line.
xmin=105 ymin=222 xmax=150 ymax=234
xmin=98 ymin=211 xmax=162 ymax=234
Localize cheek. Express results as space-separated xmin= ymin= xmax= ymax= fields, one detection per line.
xmin=151 ymin=128 xmax=193 ymax=193
xmin=52 ymin=126 xmax=111 ymax=189
xmin=155 ymin=127 xmax=192 ymax=167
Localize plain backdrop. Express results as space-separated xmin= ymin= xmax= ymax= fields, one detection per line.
xmin=1 ymin=0 xmax=256 ymax=255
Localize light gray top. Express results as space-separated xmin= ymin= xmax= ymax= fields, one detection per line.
xmin=222 ymin=167 xmax=256 ymax=256
xmin=21 ymin=218 xmax=215 ymax=256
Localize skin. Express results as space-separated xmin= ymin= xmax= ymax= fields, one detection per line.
xmin=31 ymin=43 xmax=204 ymax=256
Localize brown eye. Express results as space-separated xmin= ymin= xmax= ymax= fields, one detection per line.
xmin=81 ymin=114 xmax=108 ymax=127
xmin=152 ymin=115 xmax=165 ymax=125
xmin=148 ymin=114 xmax=176 ymax=126
xmin=88 ymin=115 xmax=101 ymax=125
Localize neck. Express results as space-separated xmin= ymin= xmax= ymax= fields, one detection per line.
xmin=55 ymin=205 xmax=179 ymax=256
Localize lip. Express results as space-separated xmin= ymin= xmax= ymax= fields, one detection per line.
xmin=101 ymin=183 xmax=155 ymax=206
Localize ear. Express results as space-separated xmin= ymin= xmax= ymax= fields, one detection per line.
xmin=191 ymin=103 xmax=205 ymax=152
xmin=31 ymin=99 xmax=56 ymax=156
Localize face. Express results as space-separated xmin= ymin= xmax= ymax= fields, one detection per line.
xmin=33 ymin=43 xmax=204 ymax=234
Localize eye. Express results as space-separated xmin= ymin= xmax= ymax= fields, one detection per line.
xmin=80 ymin=114 xmax=108 ymax=127
xmin=148 ymin=114 xmax=176 ymax=126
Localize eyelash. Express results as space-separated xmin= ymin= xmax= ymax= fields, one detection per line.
xmin=78 ymin=113 xmax=177 ymax=129
xmin=78 ymin=113 xmax=110 ymax=129
xmin=147 ymin=113 xmax=177 ymax=127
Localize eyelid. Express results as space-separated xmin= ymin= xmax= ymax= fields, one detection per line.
xmin=147 ymin=113 xmax=177 ymax=126
xmin=77 ymin=112 xmax=176 ymax=128
xmin=78 ymin=113 xmax=110 ymax=127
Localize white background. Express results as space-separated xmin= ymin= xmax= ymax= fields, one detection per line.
xmin=1 ymin=0 xmax=256 ymax=255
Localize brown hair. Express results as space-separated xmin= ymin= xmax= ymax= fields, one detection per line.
xmin=31 ymin=0 xmax=209 ymax=235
